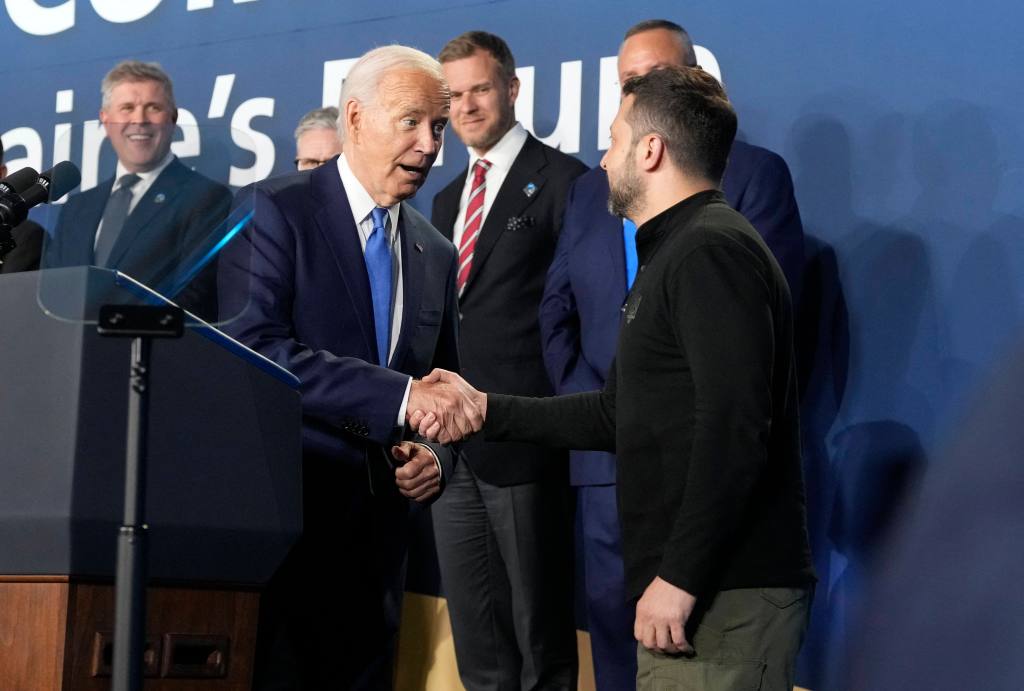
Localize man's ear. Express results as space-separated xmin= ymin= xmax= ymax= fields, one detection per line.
xmin=344 ymin=99 xmax=361 ymax=144
xmin=639 ymin=134 xmax=666 ymax=172
xmin=0 ymin=165 xmax=7 ymax=180
xmin=507 ymin=75 xmax=520 ymax=105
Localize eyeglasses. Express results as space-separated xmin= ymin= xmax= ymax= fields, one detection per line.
xmin=294 ymin=158 xmax=334 ymax=170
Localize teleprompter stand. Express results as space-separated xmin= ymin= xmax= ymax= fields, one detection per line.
xmin=98 ymin=305 xmax=185 ymax=691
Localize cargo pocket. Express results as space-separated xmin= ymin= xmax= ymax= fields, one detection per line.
xmin=759 ymin=587 xmax=808 ymax=610
xmin=642 ymin=654 xmax=766 ymax=691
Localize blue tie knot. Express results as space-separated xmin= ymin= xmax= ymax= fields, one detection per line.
xmin=370 ymin=206 xmax=389 ymax=235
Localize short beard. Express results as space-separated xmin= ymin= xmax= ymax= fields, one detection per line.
xmin=607 ymin=157 xmax=644 ymax=220
xmin=460 ymin=109 xmax=515 ymax=153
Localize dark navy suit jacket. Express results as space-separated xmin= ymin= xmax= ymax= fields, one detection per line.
xmin=431 ymin=133 xmax=587 ymax=486
xmin=218 ymin=158 xmax=460 ymax=481
xmin=540 ymin=140 xmax=805 ymax=486
xmin=44 ymin=158 xmax=231 ymax=316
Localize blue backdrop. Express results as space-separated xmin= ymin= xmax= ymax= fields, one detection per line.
xmin=4 ymin=1 xmax=1021 ymax=688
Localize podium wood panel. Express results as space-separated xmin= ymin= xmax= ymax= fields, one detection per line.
xmin=0 ymin=579 xmax=70 ymax=690
xmin=0 ymin=577 xmax=258 ymax=690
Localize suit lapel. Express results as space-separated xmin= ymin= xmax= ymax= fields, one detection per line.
xmin=389 ymin=205 xmax=426 ymax=371
xmin=433 ymin=174 xmax=464 ymax=243
xmin=462 ymin=134 xmax=547 ymax=296
xmin=594 ymin=170 xmax=629 ymax=297
xmin=311 ymin=163 xmax=378 ymax=361
xmin=106 ymin=159 xmax=186 ymax=267
xmin=70 ymin=179 xmax=112 ymax=265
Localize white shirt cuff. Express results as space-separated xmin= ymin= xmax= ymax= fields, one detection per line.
xmin=396 ymin=376 xmax=412 ymax=426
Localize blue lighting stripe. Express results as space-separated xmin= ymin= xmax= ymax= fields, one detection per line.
xmin=167 ymin=209 xmax=254 ymax=299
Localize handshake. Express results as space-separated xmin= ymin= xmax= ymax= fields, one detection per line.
xmin=406 ymin=368 xmax=486 ymax=444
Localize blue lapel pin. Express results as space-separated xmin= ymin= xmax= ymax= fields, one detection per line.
xmin=415 ymin=242 xmax=424 ymax=253
xmin=153 ymin=192 xmax=166 ymax=204
xmin=523 ymin=182 xmax=537 ymax=198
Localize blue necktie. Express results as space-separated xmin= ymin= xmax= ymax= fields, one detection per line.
xmin=623 ymin=219 xmax=639 ymax=289
xmin=366 ymin=207 xmax=392 ymax=366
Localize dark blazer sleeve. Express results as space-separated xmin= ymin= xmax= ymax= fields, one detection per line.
xmin=539 ymin=175 xmax=605 ymax=394
xmin=218 ymin=184 xmax=411 ymax=448
xmin=173 ymin=178 xmax=232 ymax=319
xmin=733 ymin=151 xmax=805 ymax=303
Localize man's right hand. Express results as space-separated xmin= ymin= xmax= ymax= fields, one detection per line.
xmin=407 ymin=370 xmax=485 ymax=444
xmin=407 ymin=370 xmax=487 ymax=446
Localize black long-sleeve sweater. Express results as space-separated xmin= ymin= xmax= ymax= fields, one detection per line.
xmin=486 ymin=189 xmax=815 ymax=600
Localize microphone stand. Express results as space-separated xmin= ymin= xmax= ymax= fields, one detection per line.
xmin=0 ymin=221 xmax=16 ymax=267
xmin=98 ymin=303 xmax=184 ymax=691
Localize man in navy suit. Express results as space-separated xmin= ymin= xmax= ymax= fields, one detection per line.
xmin=218 ymin=46 xmax=482 ymax=689
xmin=538 ymin=20 xmax=806 ymax=690
xmin=44 ymin=60 xmax=231 ymax=317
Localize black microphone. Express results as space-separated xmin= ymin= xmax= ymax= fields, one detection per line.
xmin=0 ymin=161 xmax=81 ymax=228
xmin=0 ymin=166 xmax=40 ymax=199
xmin=19 ymin=161 xmax=82 ymax=208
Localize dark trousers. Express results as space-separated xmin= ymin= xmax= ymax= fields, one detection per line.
xmin=254 ymin=454 xmax=408 ymax=691
xmin=636 ymin=586 xmax=813 ymax=691
xmin=431 ymin=460 xmax=577 ymax=691
xmin=578 ymin=484 xmax=637 ymax=691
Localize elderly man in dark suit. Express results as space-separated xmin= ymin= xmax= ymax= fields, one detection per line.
xmin=429 ymin=30 xmax=587 ymax=691
xmin=43 ymin=60 xmax=230 ymax=316
xmin=537 ymin=20 xmax=807 ymax=690
xmin=218 ymin=45 xmax=483 ymax=690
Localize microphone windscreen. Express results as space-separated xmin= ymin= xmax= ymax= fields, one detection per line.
xmin=0 ymin=166 xmax=40 ymax=196
xmin=44 ymin=161 xmax=82 ymax=200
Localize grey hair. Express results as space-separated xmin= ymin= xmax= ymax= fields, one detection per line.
xmin=337 ymin=44 xmax=447 ymax=143
xmin=294 ymin=106 xmax=340 ymax=141
xmin=101 ymin=60 xmax=176 ymax=111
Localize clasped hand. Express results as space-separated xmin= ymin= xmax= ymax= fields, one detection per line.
xmin=391 ymin=441 xmax=442 ymax=502
xmin=406 ymin=368 xmax=486 ymax=443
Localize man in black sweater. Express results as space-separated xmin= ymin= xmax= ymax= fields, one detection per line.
xmin=412 ymin=66 xmax=815 ymax=691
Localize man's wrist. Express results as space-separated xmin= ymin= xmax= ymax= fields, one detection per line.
xmin=396 ymin=376 xmax=413 ymax=425
xmin=415 ymin=442 xmax=443 ymax=482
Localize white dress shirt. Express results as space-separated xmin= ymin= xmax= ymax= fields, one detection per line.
xmin=451 ymin=122 xmax=529 ymax=249
xmin=94 ymin=150 xmax=176 ymax=250
xmin=336 ymin=154 xmax=412 ymax=426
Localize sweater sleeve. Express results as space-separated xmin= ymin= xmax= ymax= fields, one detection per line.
xmin=657 ymin=243 xmax=774 ymax=597
xmin=484 ymin=358 xmax=618 ymax=452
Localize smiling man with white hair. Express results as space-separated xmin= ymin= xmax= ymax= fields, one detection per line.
xmin=218 ymin=44 xmax=481 ymax=690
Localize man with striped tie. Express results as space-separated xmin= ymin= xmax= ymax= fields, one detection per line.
xmin=430 ymin=31 xmax=587 ymax=691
